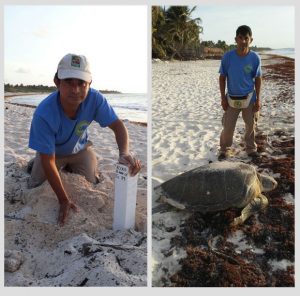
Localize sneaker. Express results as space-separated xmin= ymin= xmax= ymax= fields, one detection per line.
xmin=247 ymin=151 xmax=260 ymax=158
xmin=26 ymin=158 xmax=35 ymax=174
xmin=218 ymin=151 xmax=230 ymax=161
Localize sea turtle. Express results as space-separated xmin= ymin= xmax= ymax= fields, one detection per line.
xmin=156 ymin=161 xmax=277 ymax=226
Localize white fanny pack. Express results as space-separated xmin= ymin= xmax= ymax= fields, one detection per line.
xmin=227 ymin=92 xmax=253 ymax=109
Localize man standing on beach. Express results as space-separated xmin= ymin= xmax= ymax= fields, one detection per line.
xmin=218 ymin=25 xmax=262 ymax=160
xmin=28 ymin=53 xmax=141 ymax=225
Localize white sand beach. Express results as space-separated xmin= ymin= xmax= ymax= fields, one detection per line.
xmin=152 ymin=57 xmax=294 ymax=185
xmin=152 ymin=55 xmax=294 ymax=286
xmin=4 ymin=99 xmax=147 ymax=286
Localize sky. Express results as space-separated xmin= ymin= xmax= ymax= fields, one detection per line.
xmin=3 ymin=5 xmax=295 ymax=92
xmin=4 ymin=5 xmax=147 ymax=93
xmin=192 ymin=5 xmax=295 ymax=49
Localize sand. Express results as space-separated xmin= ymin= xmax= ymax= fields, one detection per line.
xmin=4 ymin=101 xmax=147 ymax=287
xmin=152 ymin=54 xmax=294 ymax=286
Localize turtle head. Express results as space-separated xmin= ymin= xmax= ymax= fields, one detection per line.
xmin=257 ymin=173 xmax=278 ymax=192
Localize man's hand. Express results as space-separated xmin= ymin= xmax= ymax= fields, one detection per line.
xmin=119 ymin=153 xmax=141 ymax=176
xmin=253 ymin=100 xmax=261 ymax=112
xmin=221 ymin=98 xmax=229 ymax=111
xmin=58 ymin=198 xmax=79 ymax=226
xmin=108 ymin=119 xmax=141 ymax=176
xmin=40 ymin=153 xmax=79 ymax=226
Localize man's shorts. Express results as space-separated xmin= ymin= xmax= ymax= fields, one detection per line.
xmin=28 ymin=141 xmax=99 ymax=188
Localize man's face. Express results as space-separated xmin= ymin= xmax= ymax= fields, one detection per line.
xmin=235 ymin=33 xmax=253 ymax=50
xmin=57 ymin=78 xmax=90 ymax=107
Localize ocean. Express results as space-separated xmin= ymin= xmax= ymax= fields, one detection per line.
xmin=262 ymin=48 xmax=295 ymax=59
xmin=9 ymin=92 xmax=148 ymax=123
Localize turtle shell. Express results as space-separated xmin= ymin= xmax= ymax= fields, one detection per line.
xmin=160 ymin=161 xmax=260 ymax=212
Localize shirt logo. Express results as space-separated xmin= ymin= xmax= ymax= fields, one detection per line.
xmin=71 ymin=55 xmax=81 ymax=68
xmin=75 ymin=120 xmax=90 ymax=137
xmin=244 ymin=64 xmax=253 ymax=74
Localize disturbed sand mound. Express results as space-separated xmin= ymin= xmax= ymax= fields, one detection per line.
xmin=5 ymin=158 xmax=147 ymax=286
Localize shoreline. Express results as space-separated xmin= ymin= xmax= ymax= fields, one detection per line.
xmin=5 ymin=99 xmax=148 ymax=126
xmin=260 ymin=53 xmax=294 ymax=60
xmin=152 ymin=51 xmax=294 ymax=63
xmin=4 ymin=92 xmax=47 ymax=99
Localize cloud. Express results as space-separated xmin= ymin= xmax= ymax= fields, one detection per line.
xmin=16 ymin=67 xmax=30 ymax=74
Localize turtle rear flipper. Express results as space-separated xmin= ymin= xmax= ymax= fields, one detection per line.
xmin=152 ymin=203 xmax=173 ymax=214
xmin=231 ymin=194 xmax=268 ymax=226
xmin=152 ymin=195 xmax=186 ymax=214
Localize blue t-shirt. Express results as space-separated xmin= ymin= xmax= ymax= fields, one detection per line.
xmin=219 ymin=49 xmax=262 ymax=101
xmin=29 ymin=88 xmax=118 ymax=156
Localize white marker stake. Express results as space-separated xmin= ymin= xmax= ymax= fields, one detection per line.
xmin=113 ymin=163 xmax=138 ymax=230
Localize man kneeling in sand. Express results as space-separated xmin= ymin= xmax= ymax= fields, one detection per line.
xmin=27 ymin=53 xmax=141 ymax=226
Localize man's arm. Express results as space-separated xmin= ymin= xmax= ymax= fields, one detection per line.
xmin=253 ymin=76 xmax=262 ymax=112
xmin=108 ymin=119 xmax=130 ymax=155
xmin=40 ymin=153 xmax=78 ymax=225
xmin=108 ymin=119 xmax=141 ymax=176
xmin=219 ymin=75 xmax=228 ymax=111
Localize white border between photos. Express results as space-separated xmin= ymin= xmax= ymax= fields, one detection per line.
xmin=1 ymin=0 xmax=299 ymax=295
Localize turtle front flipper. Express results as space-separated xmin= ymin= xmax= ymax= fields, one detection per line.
xmin=231 ymin=194 xmax=268 ymax=227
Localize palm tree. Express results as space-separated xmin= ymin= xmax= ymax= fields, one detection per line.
xmin=152 ymin=6 xmax=203 ymax=60
xmin=164 ymin=6 xmax=202 ymax=59
xmin=152 ymin=6 xmax=167 ymax=59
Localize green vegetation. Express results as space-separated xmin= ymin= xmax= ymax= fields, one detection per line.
xmin=4 ymin=84 xmax=122 ymax=94
xmin=201 ymin=40 xmax=271 ymax=52
xmin=152 ymin=6 xmax=203 ymax=60
xmin=100 ymin=90 xmax=122 ymax=94
xmin=5 ymin=83 xmax=56 ymax=93
xmin=152 ymin=6 xmax=272 ymax=60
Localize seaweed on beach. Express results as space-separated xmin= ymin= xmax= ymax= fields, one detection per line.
xmin=168 ymin=132 xmax=295 ymax=287
xmin=261 ymin=55 xmax=294 ymax=103
xmin=152 ymin=54 xmax=294 ymax=287
xmin=262 ymin=56 xmax=294 ymax=84
xmin=168 ymin=55 xmax=295 ymax=286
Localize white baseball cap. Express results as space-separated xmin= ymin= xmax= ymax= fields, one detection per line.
xmin=57 ymin=53 xmax=92 ymax=83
